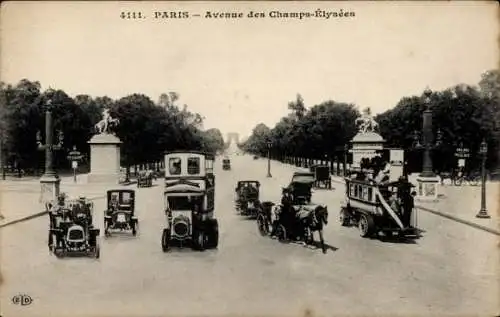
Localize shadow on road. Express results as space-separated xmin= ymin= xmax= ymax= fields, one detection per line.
xmin=372 ymin=233 xmax=422 ymax=245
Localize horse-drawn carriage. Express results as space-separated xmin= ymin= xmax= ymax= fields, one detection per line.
xmin=339 ymin=172 xmax=419 ymax=239
xmin=235 ymin=180 xmax=261 ymax=217
xmin=309 ymin=164 xmax=332 ymax=189
xmin=256 ymin=172 xmax=329 ymax=253
xmin=161 ymin=151 xmax=219 ymax=251
xmin=104 ymin=189 xmax=138 ymax=236
xmin=137 ymin=170 xmax=154 ymax=187
xmin=47 ymin=194 xmax=100 ymax=258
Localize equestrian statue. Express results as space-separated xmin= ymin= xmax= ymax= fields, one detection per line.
xmin=355 ymin=108 xmax=379 ymax=134
xmin=95 ymin=108 xmax=119 ymax=134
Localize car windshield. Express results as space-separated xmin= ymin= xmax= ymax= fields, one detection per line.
xmin=122 ymin=192 xmax=132 ymax=204
xmin=167 ymin=196 xmax=192 ymax=210
xmin=169 ymin=157 xmax=182 ymax=175
xmin=187 ymin=157 xmax=200 ymax=174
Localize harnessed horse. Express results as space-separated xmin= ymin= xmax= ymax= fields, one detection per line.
xmin=296 ymin=205 xmax=329 ymax=253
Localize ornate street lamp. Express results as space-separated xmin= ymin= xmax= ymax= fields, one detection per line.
xmin=266 ymin=141 xmax=272 ymax=178
xmin=476 ymin=139 xmax=489 ymax=218
xmin=420 ymin=88 xmax=436 ymax=177
xmin=412 ymin=128 xmax=442 ymax=171
xmin=37 ymin=90 xmax=64 ymax=203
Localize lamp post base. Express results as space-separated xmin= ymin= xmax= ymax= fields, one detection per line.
xmin=39 ymin=174 xmax=61 ymax=204
xmin=476 ymin=210 xmax=490 ymax=219
xmin=415 ymin=175 xmax=440 ymax=202
xmin=267 ymin=173 xmax=272 ymax=178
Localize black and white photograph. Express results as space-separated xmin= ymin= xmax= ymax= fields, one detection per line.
xmin=0 ymin=1 xmax=498 ymax=316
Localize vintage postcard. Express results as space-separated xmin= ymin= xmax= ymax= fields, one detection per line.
xmin=0 ymin=1 xmax=498 ymax=317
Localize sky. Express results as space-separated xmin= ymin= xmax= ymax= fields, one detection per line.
xmin=1 ymin=1 xmax=498 ymax=140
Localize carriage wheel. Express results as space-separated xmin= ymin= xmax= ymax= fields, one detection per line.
xmin=257 ymin=214 xmax=269 ymax=236
xmin=161 ymin=229 xmax=170 ymax=252
xmin=454 ymin=178 xmax=462 ymax=186
xmin=339 ymin=208 xmax=349 ymax=226
xmin=358 ymin=214 xmax=374 ymax=238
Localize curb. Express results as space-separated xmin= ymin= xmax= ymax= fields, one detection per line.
xmin=0 ymin=195 xmax=106 ymax=229
xmin=415 ymin=205 xmax=500 ymax=236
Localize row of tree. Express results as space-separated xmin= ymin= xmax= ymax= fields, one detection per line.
xmin=0 ymin=80 xmax=226 ymax=176
xmin=240 ymin=69 xmax=500 ymax=174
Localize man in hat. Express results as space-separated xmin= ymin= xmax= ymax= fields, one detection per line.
xmin=279 ymin=187 xmax=296 ymax=238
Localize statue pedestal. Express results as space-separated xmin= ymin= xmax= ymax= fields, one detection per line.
xmin=39 ymin=175 xmax=61 ymax=204
xmin=350 ymin=132 xmax=385 ymax=169
xmin=87 ymin=133 xmax=122 ymax=184
xmin=416 ymin=175 xmax=440 ymax=201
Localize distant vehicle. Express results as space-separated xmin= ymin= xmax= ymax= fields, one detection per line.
xmin=235 ymin=180 xmax=261 ymax=217
xmin=309 ymin=164 xmax=332 ymax=189
xmin=162 ymin=151 xmax=219 ymax=251
xmin=137 ymin=170 xmax=153 ymax=188
xmin=340 ymin=172 xmax=419 ymax=239
xmin=253 ymin=155 xmax=259 ymax=160
xmin=47 ymin=195 xmax=100 ymax=258
xmin=222 ymin=157 xmax=231 ymax=170
xmin=104 ymin=189 xmax=138 ymax=237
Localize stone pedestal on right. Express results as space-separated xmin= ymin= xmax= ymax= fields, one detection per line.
xmin=416 ymin=175 xmax=440 ymax=201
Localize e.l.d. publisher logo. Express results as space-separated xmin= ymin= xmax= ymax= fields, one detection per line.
xmin=12 ymin=294 xmax=33 ymax=306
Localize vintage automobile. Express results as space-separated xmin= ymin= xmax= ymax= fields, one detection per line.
xmin=161 ymin=151 xmax=219 ymax=251
xmin=137 ymin=170 xmax=154 ymax=188
xmin=104 ymin=189 xmax=138 ymax=236
xmin=286 ymin=172 xmax=315 ymax=203
xmin=222 ymin=157 xmax=231 ymax=170
xmin=47 ymin=195 xmax=100 ymax=258
xmin=310 ymin=164 xmax=332 ymax=189
xmin=256 ymin=173 xmax=329 ymax=253
xmin=234 ymin=180 xmax=261 ymax=217
xmin=339 ymin=172 xmax=419 ymax=239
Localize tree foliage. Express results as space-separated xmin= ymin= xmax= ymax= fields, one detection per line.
xmin=243 ymin=70 xmax=500 ymax=174
xmin=0 ymin=79 xmax=225 ymax=174
xmin=241 ymin=95 xmax=360 ymax=160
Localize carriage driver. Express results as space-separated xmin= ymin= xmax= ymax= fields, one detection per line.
xmin=279 ymin=187 xmax=296 ymax=238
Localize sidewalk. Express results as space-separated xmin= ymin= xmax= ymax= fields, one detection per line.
xmin=0 ymin=175 xmax=131 ymax=228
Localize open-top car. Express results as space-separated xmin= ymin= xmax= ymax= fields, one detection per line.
xmin=47 ymin=194 xmax=100 ymax=258
xmin=137 ymin=170 xmax=154 ymax=188
xmin=104 ymin=189 xmax=138 ymax=236
xmin=222 ymin=157 xmax=231 ymax=170
xmin=310 ymin=164 xmax=332 ymax=189
xmin=235 ymin=180 xmax=261 ymax=217
xmin=339 ymin=172 xmax=419 ymax=239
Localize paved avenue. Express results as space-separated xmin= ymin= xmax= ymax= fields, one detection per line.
xmin=1 ymin=154 xmax=498 ymax=317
